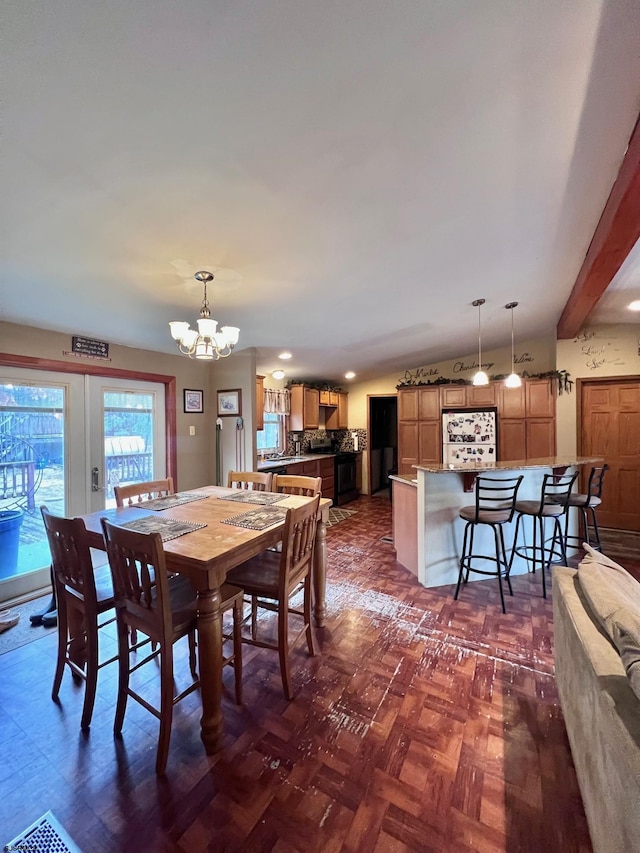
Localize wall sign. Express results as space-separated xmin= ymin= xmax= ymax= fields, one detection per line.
xmin=71 ymin=336 xmax=110 ymax=359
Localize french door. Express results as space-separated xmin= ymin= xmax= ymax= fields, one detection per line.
xmin=0 ymin=367 xmax=165 ymax=604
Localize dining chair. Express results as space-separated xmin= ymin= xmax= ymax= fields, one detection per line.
xmin=453 ymin=475 xmax=523 ymax=613
xmin=41 ymin=505 xmax=119 ymax=730
xmin=271 ymin=474 xmax=322 ymax=497
xmin=227 ymin=495 xmax=320 ymax=700
xmin=227 ymin=471 xmax=273 ymax=491
xmin=100 ymin=517 xmax=244 ymax=774
xmin=510 ymin=471 xmax=579 ymax=598
xmin=114 ymin=477 xmax=175 ymax=507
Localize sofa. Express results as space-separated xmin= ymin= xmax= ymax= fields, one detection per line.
xmin=553 ymin=545 xmax=640 ymax=853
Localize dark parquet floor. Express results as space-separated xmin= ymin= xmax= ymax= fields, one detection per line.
xmin=2 ymin=495 xmax=637 ymax=852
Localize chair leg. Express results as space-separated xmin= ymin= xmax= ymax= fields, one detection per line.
xmin=509 ymin=514 xmax=522 ymax=572
xmin=454 ymin=522 xmax=470 ymax=601
xmin=278 ymin=598 xmax=293 ymax=701
xmin=304 ymin=574 xmax=316 ymax=656
xmin=232 ymin=598 xmax=243 ymax=705
xmin=156 ymin=643 xmax=174 ymax=775
xmin=81 ymin=615 xmax=99 ymax=730
xmin=493 ymin=525 xmax=506 ymax=614
xmin=188 ymin=631 xmax=198 ymax=680
xmin=498 ymin=524 xmax=513 ymax=598
xmin=114 ymin=619 xmax=130 ymax=736
xmin=251 ymin=596 xmax=258 ymax=640
xmin=51 ymin=589 xmax=67 ymax=701
xmin=589 ymin=506 xmax=602 ymax=551
xmin=464 ymin=524 xmax=475 ymax=584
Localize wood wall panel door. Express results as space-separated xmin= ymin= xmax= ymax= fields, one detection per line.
xmin=418 ymin=387 xmax=440 ymax=420
xmin=418 ymin=421 xmax=441 ymax=465
xmin=468 ymin=384 xmax=496 ymax=407
xmin=499 ymin=384 xmax=526 ymax=418
xmin=526 ymin=379 xmax=555 ymax=417
xmin=499 ymin=419 xmax=526 ymax=461
xmin=398 ymin=421 xmax=419 ymax=475
xmin=441 ymin=386 xmax=467 ymax=407
xmin=526 ymin=419 xmax=556 ymax=459
xmin=580 ymin=378 xmax=640 ymax=531
xmin=398 ymin=389 xmax=418 ymax=420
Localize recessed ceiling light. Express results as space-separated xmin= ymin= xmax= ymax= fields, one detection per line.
xmin=344 ymin=371 xmax=356 ymax=380
xmin=278 ymin=351 xmax=292 ymax=360
xmin=628 ymin=300 xmax=640 ymax=311
xmin=272 ymin=369 xmax=286 ymax=380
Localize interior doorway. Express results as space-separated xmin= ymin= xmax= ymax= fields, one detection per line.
xmin=578 ymin=375 xmax=640 ymax=532
xmin=368 ymin=395 xmax=397 ymax=497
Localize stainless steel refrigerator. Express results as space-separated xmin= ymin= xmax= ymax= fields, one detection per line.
xmin=442 ymin=408 xmax=497 ymax=465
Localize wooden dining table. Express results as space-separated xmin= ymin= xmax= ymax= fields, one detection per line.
xmin=80 ymin=484 xmax=331 ymax=754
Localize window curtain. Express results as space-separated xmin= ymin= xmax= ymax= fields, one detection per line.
xmin=264 ymin=388 xmax=290 ymax=415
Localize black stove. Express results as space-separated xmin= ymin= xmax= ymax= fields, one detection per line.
xmin=307 ymin=438 xmax=358 ymax=505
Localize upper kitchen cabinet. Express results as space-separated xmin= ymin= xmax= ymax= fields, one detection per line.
xmin=325 ymin=392 xmax=348 ymax=430
xmin=256 ymin=375 xmax=265 ymax=431
xmin=418 ymin=387 xmax=440 ymax=420
xmin=397 ymin=388 xmax=419 ymax=420
xmin=440 ymin=386 xmax=467 ymax=408
xmin=467 ymin=383 xmax=497 ymax=407
xmin=498 ymin=383 xmax=526 ymax=419
xmin=526 ymin=378 xmax=555 ymax=418
xmin=289 ymin=385 xmax=320 ymax=430
xmin=319 ymin=390 xmax=339 ymax=407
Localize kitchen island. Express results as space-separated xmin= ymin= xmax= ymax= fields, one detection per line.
xmin=390 ymin=456 xmax=602 ymax=588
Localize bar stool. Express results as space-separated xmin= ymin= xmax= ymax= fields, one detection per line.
xmin=510 ymin=471 xmax=578 ymax=598
xmin=454 ymin=475 xmax=524 ymax=613
xmin=564 ymin=464 xmax=608 ymax=552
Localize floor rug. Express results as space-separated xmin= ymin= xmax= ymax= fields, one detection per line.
xmin=326 ymin=508 xmax=357 ymax=528
xmin=0 ymin=594 xmax=56 ymax=656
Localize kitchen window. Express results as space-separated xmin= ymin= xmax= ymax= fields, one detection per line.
xmin=257 ymin=412 xmax=285 ymax=454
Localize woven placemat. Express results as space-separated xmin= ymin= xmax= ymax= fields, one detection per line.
xmin=119 ymin=514 xmax=206 ymax=541
xmin=218 ymin=491 xmax=286 ymax=506
xmin=132 ymin=492 xmax=210 ymax=511
xmin=221 ymin=506 xmax=287 ymax=530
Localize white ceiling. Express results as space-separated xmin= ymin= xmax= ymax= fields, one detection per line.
xmin=2 ymin=0 xmax=639 ymax=383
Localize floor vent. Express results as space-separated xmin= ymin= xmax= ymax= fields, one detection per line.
xmin=5 ymin=810 xmax=82 ymax=853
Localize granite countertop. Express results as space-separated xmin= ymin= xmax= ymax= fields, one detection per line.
xmin=257 ymin=453 xmax=335 ymax=472
xmin=389 ymin=473 xmax=418 ymax=486
xmin=413 ymin=455 xmax=604 ymax=474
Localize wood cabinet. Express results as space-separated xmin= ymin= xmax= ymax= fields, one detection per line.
xmin=289 ymin=385 xmax=320 ymax=431
xmin=419 ymin=420 xmax=441 ymax=465
xmin=325 ymin=392 xmax=348 ymax=430
xmin=398 ymin=421 xmax=419 ymax=475
xmin=499 ymin=383 xmax=526 ymax=418
xmin=441 ymin=386 xmax=466 ymax=408
xmin=256 ymin=375 xmax=264 ymax=431
xmin=398 ymin=378 xmax=556 ymax=471
xmin=526 ymin=378 xmax=555 ymax=417
xmin=398 ymin=388 xmax=419 ymax=420
xmin=285 ymin=456 xmax=335 ymax=500
xmin=319 ymin=390 xmax=339 ymax=407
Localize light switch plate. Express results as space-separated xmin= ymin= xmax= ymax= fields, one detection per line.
xmin=189 ymin=425 xmax=196 ymax=436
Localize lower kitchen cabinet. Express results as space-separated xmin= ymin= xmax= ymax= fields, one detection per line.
xmin=284 ymin=457 xmax=335 ymax=500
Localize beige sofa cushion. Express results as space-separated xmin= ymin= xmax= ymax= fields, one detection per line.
xmin=578 ymin=543 xmax=640 ymax=700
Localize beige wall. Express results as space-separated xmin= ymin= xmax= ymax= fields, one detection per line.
xmin=211 ymin=349 xmax=258 ymax=485
xmin=0 ymin=321 xmax=255 ymax=490
xmin=556 ymin=323 xmax=640 ymax=455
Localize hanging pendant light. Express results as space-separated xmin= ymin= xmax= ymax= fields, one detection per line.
xmin=504 ymin=301 xmax=522 ymax=388
xmin=169 ymin=271 xmax=240 ymax=360
xmin=472 ymin=298 xmax=489 ymax=386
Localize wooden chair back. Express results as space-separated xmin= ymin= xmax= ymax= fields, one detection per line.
xmin=40 ymin=505 xmax=117 ymax=729
xmin=272 ymin=474 xmax=322 ymax=497
xmin=114 ymin=477 xmax=175 ymax=507
xmin=227 ymin=470 xmax=273 ymax=491
xmin=279 ymin=495 xmax=321 ymax=597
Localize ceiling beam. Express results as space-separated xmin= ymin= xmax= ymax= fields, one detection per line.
xmin=557 ymin=114 xmax=640 ymax=339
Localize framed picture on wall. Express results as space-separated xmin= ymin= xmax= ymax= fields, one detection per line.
xmin=217 ymin=389 xmax=242 ymax=417
xmin=184 ymin=389 xmax=204 ymax=413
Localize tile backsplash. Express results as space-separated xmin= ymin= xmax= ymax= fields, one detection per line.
xmin=287 ymin=429 xmax=367 ymax=454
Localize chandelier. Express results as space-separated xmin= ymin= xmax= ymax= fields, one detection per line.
xmin=169 ymin=271 xmax=240 ymax=360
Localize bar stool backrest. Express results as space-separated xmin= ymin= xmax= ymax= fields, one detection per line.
xmin=539 ymin=471 xmax=579 ymax=514
xmin=472 ymin=475 xmax=524 ymax=522
xmin=584 ymin=464 xmax=609 ymax=502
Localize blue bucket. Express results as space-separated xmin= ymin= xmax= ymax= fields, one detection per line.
xmin=0 ymin=509 xmax=24 ymax=579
